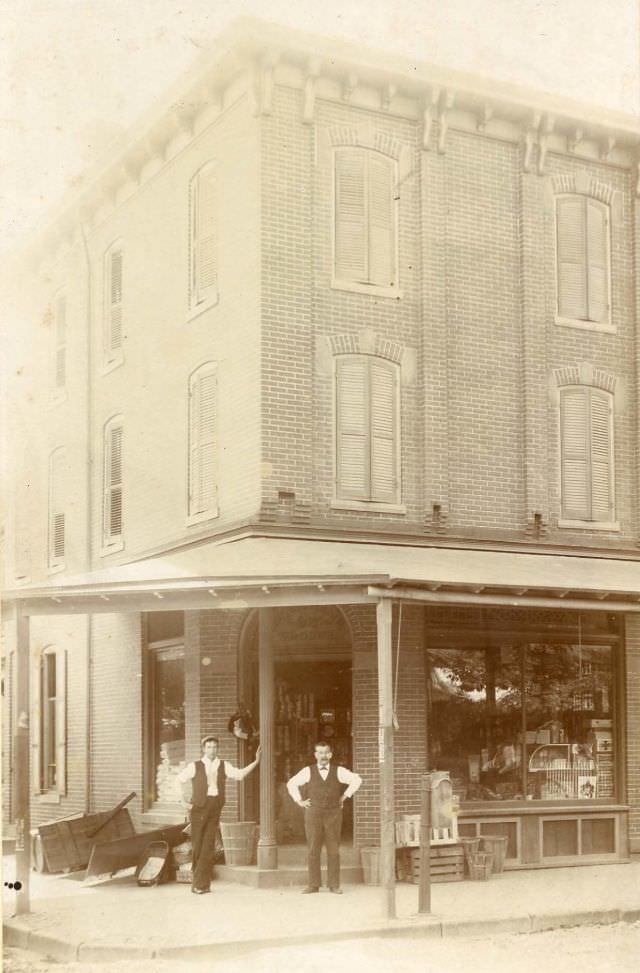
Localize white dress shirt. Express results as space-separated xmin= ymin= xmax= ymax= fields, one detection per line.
xmin=177 ymin=755 xmax=252 ymax=796
xmin=286 ymin=764 xmax=362 ymax=804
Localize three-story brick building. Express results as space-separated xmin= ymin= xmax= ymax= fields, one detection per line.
xmin=3 ymin=20 xmax=640 ymax=889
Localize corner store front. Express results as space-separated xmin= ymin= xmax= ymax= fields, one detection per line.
xmin=7 ymin=536 xmax=640 ymax=913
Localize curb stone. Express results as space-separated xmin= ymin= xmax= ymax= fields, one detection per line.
xmin=5 ymin=907 xmax=640 ymax=964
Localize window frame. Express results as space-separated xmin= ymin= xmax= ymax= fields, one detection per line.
xmin=332 ymin=352 xmax=404 ymax=511
xmin=31 ymin=645 xmax=67 ymax=802
xmin=103 ymin=241 xmax=125 ymax=370
xmin=188 ymin=162 xmax=219 ymax=318
xmin=186 ymin=362 xmax=219 ymax=525
xmin=554 ymin=194 xmax=613 ymax=333
xmin=101 ymin=416 xmax=124 ymax=553
xmin=48 ymin=447 xmax=67 ymax=573
xmin=331 ymin=146 xmax=401 ymax=298
xmin=558 ymin=385 xmax=618 ymax=530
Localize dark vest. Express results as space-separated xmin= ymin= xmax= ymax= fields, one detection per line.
xmin=305 ymin=764 xmax=344 ymax=809
xmin=192 ymin=759 xmax=226 ymax=809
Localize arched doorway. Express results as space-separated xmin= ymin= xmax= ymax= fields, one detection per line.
xmin=239 ymin=606 xmax=354 ymax=843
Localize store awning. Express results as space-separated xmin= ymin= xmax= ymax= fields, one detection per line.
xmin=3 ymin=534 xmax=640 ymax=616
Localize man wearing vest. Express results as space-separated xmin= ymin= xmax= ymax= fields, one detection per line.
xmin=287 ymin=742 xmax=362 ymax=894
xmin=178 ymin=735 xmax=260 ymax=894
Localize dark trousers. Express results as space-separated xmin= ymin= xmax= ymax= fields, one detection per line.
xmin=304 ymin=806 xmax=343 ymax=889
xmin=190 ymin=796 xmax=223 ymax=890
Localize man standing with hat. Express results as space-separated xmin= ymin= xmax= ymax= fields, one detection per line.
xmin=178 ymin=735 xmax=260 ymax=894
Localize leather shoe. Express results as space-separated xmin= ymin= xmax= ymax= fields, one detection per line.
xmin=329 ymin=887 xmax=343 ymax=894
xmin=301 ymin=886 xmax=319 ymax=894
xmin=191 ymin=887 xmax=210 ymax=894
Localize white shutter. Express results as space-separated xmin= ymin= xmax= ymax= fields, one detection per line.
xmin=49 ymin=450 xmax=66 ymax=566
xmin=104 ymin=423 xmax=123 ymax=541
xmin=335 ymin=149 xmax=367 ymax=282
xmin=55 ymin=650 xmax=67 ymax=796
xmin=586 ymin=200 xmax=608 ymax=324
xmin=560 ymin=388 xmax=589 ymax=520
xmin=336 ymin=356 xmax=369 ymax=499
xmin=31 ymin=653 xmax=42 ymax=794
xmin=367 ymin=154 xmax=395 ymax=287
xmin=191 ymin=167 xmax=217 ymax=305
xmin=14 ymin=463 xmax=31 ymax=580
xmin=589 ymin=390 xmax=613 ymax=521
xmin=189 ymin=368 xmax=217 ymax=516
xmin=109 ymin=249 xmax=123 ymax=353
xmin=55 ymin=296 xmax=67 ymax=389
xmin=556 ymin=197 xmax=587 ymax=320
xmin=370 ymin=359 xmax=398 ymax=502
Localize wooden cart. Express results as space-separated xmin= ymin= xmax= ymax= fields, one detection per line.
xmin=32 ymin=792 xmax=136 ymax=873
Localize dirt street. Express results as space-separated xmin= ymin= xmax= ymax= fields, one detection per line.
xmin=4 ymin=921 xmax=640 ymax=973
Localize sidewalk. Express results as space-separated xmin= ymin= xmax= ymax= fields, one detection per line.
xmin=3 ymin=857 xmax=640 ymax=963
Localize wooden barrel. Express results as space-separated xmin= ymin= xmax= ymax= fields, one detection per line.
xmin=220 ymin=822 xmax=257 ymax=866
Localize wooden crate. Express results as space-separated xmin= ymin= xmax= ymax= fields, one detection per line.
xmin=396 ymin=845 xmax=464 ymax=884
xmin=35 ymin=808 xmax=135 ymax=873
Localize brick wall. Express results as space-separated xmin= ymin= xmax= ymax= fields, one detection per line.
xmin=89 ymin=613 xmax=144 ymax=824
xmin=184 ymin=609 xmax=247 ymax=822
xmin=625 ymin=614 xmax=640 ymax=853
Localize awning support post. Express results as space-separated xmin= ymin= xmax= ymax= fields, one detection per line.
xmin=14 ymin=606 xmax=31 ymax=914
xmin=376 ymin=598 xmax=396 ymax=919
xmin=257 ymin=608 xmax=277 ymax=869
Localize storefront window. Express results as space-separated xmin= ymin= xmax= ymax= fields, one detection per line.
xmin=428 ymin=644 xmax=615 ymax=804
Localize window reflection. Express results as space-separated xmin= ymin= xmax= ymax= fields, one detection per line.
xmin=428 ymin=644 xmax=614 ymax=804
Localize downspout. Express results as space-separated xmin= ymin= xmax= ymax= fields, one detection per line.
xmin=78 ymin=214 xmax=94 ymax=814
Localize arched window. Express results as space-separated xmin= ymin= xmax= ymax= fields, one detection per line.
xmin=334 ymin=148 xmax=397 ymax=290
xmin=560 ymin=386 xmax=614 ymax=523
xmin=556 ymin=195 xmax=610 ymax=327
xmin=103 ymin=416 xmax=124 ymax=547
xmin=189 ymin=163 xmax=218 ymax=311
xmin=335 ymin=354 xmax=400 ymax=503
xmin=187 ymin=363 xmax=218 ymax=520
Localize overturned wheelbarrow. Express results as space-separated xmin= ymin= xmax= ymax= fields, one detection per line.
xmin=84 ymin=823 xmax=187 ymax=884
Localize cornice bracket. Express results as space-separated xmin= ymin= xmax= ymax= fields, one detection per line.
xmin=382 ymin=83 xmax=397 ymax=112
xmin=343 ymin=72 xmax=359 ymax=103
xmin=476 ymin=104 xmax=494 ymax=133
xmin=537 ymin=114 xmax=555 ymax=174
xmin=302 ymin=57 xmax=322 ymax=125
xmin=437 ymin=91 xmax=455 ymax=154
xmin=567 ymin=127 xmax=583 ymax=155
xmin=422 ymin=87 xmax=441 ymax=151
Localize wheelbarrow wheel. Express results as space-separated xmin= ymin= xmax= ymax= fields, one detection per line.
xmin=32 ymin=834 xmax=47 ymax=873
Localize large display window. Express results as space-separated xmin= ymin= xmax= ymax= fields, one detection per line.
xmin=428 ymin=643 xmax=615 ymax=804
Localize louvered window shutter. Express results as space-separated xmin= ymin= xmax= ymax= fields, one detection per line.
xmin=367 ymin=154 xmax=395 ymax=288
xmin=108 ymin=249 xmax=124 ymax=354
xmin=586 ymin=200 xmax=608 ymax=324
xmin=370 ymin=359 xmax=397 ymax=501
xmin=560 ymin=388 xmax=589 ymax=520
xmin=55 ymin=650 xmax=67 ymax=796
xmin=104 ymin=423 xmax=123 ymax=541
xmin=335 ymin=149 xmax=367 ymax=283
xmin=556 ymin=197 xmax=587 ymax=320
xmin=336 ymin=357 xmax=369 ymax=499
xmin=49 ymin=450 xmax=66 ymax=566
xmin=191 ymin=167 xmax=217 ymax=306
xmin=31 ymin=653 xmax=42 ymax=793
xmin=189 ymin=368 xmax=217 ymax=516
xmin=589 ymin=390 xmax=613 ymax=521
xmin=55 ymin=296 xmax=66 ymax=389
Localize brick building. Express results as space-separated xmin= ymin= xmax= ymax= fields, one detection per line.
xmin=2 ymin=20 xmax=640 ymax=892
